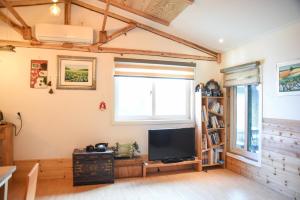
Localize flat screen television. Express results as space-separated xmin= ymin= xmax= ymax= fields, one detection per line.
xmin=148 ymin=127 xmax=195 ymax=162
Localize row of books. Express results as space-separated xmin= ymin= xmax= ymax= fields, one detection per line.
xmin=209 ymin=116 xmax=225 ymax=129
xmin=209 ymin=132 xmax=221 ymax=145
xmin=208 ymin=101 xmax=224 ymax=115
xmin=202 ymin=151 xmax=209 ymax=165
xmin=212 ymin=147 xmax=224 ymax=164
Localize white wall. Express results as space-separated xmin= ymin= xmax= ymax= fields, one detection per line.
xmin=0 ymin=5 xmax=221 ymax=160
xmin=222 ymin=22 xmax=300 ymax=120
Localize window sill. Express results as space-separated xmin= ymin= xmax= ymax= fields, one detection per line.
xmin=227 ymin=152 xmax=261 ymax=167
xmin=113 ymin=119 xmax=195 ymax=126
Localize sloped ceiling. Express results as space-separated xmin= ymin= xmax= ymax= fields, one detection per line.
xmin=168 ymin=0 xmax=300 ymax=52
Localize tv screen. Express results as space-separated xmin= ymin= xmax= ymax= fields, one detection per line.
xmin=148 ymin=127 xmax=195 ymax=161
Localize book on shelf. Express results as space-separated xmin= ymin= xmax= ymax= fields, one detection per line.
xmin=202 ymin=105 xmax=208 ymax=123
xmin=209 ymin=132 xmax=221 ymax=145
xmin=202 ymin=151 xmax=209 ymax=165
xmin=208 ymin=116 xmax=225 ymax=129
xmin=208 ymin=101 xmax=224 ymax=115
xmin=202 ymin=134 xmax=208 ymax=150
xmin=212 ymin=147 xmax=224 ymax=164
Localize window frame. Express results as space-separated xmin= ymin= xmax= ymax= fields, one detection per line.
xmin=229 ymin=84 xmax=262 ymax=162
xmin=113 ymin=77 xmax=194 ymax=124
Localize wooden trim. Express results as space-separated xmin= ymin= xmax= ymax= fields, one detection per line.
xmin=98 ymin=0 xmax=170 ymax=26
xmin=0 ymin=10 xmax=23 ymax=35
xmin=64 ymin=0 xmax=71 ymax=25
xmin=101 ymin=0 xmax=110 ymax=32
xmin=72 ymin=0 xmax=218 ymax=58
xmin=114 ymin=57 xmax=196 ymax=67
xmin=0 ymin=0 xmax=29 ymax=27
xmin=0 ymin=40 xmax=217 ymax=61
xmin=99 ymin=47 xmax=216 ymax=61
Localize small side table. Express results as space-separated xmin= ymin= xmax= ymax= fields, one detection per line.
xmin=73 ymin=149 xmax=114 ymax=186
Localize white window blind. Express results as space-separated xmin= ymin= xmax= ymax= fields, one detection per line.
xmin=114 ymin=58 xmax=195 ymax=80
xmin=220 ymin=61 xmax=260 ymax=87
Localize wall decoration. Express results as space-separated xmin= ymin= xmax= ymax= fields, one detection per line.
xmin=99 ymin=101 xmax=107 ymax=111
xmin=57 ymin=55 xmax=97 ymax=90
xmin=277 ymin=59 xmax=300 ymax=95
xmin=30 ymin=60 xmax=48 ymax=88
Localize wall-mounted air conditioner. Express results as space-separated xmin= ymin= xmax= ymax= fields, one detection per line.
xmin=35 ymin=23 xmax=94 ymax=44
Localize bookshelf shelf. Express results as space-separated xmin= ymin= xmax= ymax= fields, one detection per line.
xmin=199 ymin=94 xmax=226 ymax=169
xmin=207 ymin=128 xmax=225 ymax=132
xmin=202 ymin=163 xmax=223 ymax=167
xmin=208 ymin=110 xmax=223 ymax=117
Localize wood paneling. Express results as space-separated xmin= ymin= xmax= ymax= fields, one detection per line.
xmin=99 ymin=0 xmax=192 ymax=25
xmin=226 ymin=118 xmax=300 ymax=200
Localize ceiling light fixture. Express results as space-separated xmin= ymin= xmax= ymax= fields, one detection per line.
xmin=218 ymin=38 xmax=224 ymax=44
xmin=50 ymin=0 xmax=61 ymax=16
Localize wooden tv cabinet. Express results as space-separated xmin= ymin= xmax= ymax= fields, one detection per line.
xmin=143 ymin=158 xmax=201 ymax=177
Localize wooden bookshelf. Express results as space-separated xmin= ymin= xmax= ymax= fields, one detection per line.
xmin=200 ymin=95 xmax=226 ymax=168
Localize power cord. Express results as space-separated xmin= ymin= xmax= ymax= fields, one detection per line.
xmin=15 ymin=112 xmax=22 ymax=136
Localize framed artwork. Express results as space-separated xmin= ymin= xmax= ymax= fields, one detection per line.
xmin=30 ymin=60 xmax=48 ymax=88
xmin=277 ymin=59 xmax=300 ymax=95
xmin=57 ymin=55 xmax=97 ymax=90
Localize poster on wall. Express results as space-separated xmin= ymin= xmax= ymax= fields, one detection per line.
xmin=30 ymin=60 xmax=48 ymax=88
xmin=57 ymin=55 xmax=96 ymax=90
xmin=277 ymin=59 xmax=300 ymax=95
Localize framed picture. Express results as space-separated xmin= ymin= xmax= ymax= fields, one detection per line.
xmin=30 ymin=60 xmax=48 ymax=89
xmin=57 ymin=55 xmax=97 ymax=90
xmin=277 ymin=59 xmax=300 ymax=95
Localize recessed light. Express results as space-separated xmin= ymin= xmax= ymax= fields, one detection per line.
xmin=219 ymin=38 xmax=224 ymax=43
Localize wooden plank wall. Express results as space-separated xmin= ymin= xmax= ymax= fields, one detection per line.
xmin=227 ymin=118 xmax=300 ymax=200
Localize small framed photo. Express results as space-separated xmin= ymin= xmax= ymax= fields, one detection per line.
xmin=57 ymin=55 xmax=97 ymax=90
xmin=30 ymin=60 xmax=48 ymax=89
xmin=277 ymin=59 xmax=300 ymax=95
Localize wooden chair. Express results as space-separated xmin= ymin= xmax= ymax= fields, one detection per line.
xmin=24 ymin=163 xmax=39 ymax=200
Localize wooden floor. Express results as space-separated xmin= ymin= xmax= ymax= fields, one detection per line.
xmin=9 ymin=169 xmax=289 ymax=200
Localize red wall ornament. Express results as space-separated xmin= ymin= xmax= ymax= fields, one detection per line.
xmin=99 ymin=101 xmax=107 ymax=111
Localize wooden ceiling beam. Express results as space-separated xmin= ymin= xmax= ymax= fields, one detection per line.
xmin=101 ymin=0 xmax=110 ymax=32
xmin=64 ymin=0 xmax=71 ymax=25
xmin=72 ymin=0 xmax=218 ymax=58
xmin=184 ymin=0 xmax=194 ymax=4
xmin=0 ymin=0 xmax=30 ymax=28
xmin=0 ymin=0 xmax=63 ymax=7
xmin=0 ymin=39 xmax=217 ymax=61
xmin=98 ymin=0 xmax=170 ymax=26
xmin=0 ymin=10 xmax=23 ymax=35
xmin=104 ymin=23 xmax=136 ymax=44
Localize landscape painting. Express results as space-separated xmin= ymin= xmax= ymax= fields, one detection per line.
xmin=277 ymin=59 xmax=300 ymax=95
xmin=65 ymin=65 xmax=89 ymax=83
xmin=57 ymin=56 xmax=97 ymax=90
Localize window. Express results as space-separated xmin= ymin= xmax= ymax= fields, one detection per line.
xmin=115 ymin=77 xmax=192 ymax=122
xmin=230 ymin=84 xmax=261 ymax=160
xmin=113 ymin=58 xmax=195 ymax=123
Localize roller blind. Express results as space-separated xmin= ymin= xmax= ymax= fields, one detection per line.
xmin=114 ymin=58 xmax=195 ymax=80
xmin=220 ymin=61 xmax=260 ymax=87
